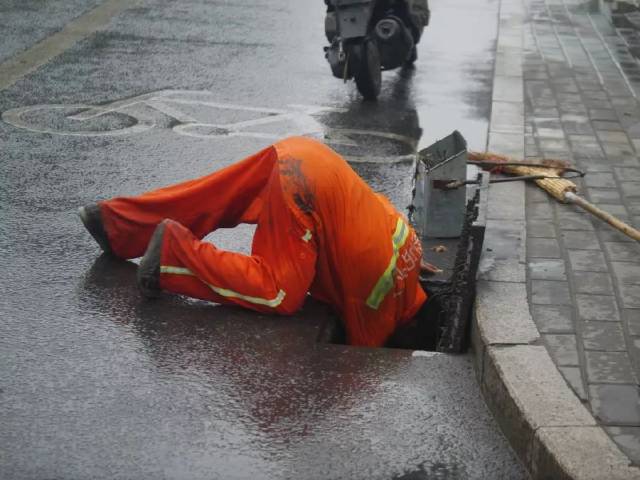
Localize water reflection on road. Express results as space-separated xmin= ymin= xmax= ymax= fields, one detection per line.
xmin=0 ymin=0 xmax=527 ymax=477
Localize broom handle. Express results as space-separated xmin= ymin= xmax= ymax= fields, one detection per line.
xmin=565 ymin=192 xmax=640 ymax=242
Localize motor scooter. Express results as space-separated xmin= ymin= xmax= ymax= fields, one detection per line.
xmin=324 ymin=0 xmax=430 ymax=100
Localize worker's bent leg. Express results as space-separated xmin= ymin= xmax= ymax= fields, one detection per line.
xmin=157 ymin=219 xmax=314 ymax=315
xmin=99 ymin=145 xmax=278 ymax=259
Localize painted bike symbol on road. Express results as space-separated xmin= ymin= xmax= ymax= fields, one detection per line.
xmin=2 ymin=90 xmax=417 ymax=163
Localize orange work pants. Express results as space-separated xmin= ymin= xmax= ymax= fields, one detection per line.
xmin=99 ymin=146 xmax=317 ymax=315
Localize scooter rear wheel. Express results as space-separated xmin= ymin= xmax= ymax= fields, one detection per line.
xmin=354 ymin=39 xmax=381 ymax=100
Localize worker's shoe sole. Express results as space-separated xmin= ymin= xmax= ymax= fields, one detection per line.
xmin=78 ymin=204 xmax=113 ymax=255
xmin=137 ymin=221 xmax=166 ymax=299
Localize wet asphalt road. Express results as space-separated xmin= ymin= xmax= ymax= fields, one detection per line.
xmin=0 ymin=0 xmax=527 ymax=478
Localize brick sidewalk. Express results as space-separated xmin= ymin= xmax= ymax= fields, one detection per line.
xmin=522 ymin=0 xmax=640 ymax=464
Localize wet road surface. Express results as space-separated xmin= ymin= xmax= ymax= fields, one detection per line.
xmin=0 ymin=0 xmax=103 ymax=64
xmin=0 ymin=0 xmax=526 ymax=478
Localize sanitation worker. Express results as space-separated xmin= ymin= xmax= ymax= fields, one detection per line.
xmin=79 ymin=136 xmax=428 ymax=347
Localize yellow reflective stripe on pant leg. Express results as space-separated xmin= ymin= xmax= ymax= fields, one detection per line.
xmin=365 ymin=218 xmax=410 ymax=309
xmin=161 ymin=266 xmax=193 ymax=276
xmin=160 ymin=265 xmax=286 ymax=308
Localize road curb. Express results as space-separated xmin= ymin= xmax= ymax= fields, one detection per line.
xmin=472 ymin=0 xmax=640 ymax=478
xmin=473 ymin=322 xmax=640 ymax=479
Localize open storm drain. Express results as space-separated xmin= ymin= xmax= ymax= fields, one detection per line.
xmin=319 ymin=131 xmax=488 ymax=353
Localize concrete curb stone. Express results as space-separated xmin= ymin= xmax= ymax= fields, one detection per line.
xmin=471 ymin=0 xmax=640 ymax=477
xmin=533 ymin=427 xmax=640 ymax=480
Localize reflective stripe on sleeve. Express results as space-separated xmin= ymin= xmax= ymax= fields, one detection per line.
xmin=160 ymin=265 xmax=286 ymax=308
xmin=365 ymin=218 xmax=410 ymax=310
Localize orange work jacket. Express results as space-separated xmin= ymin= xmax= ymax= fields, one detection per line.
xmin=275 ymin=137 xmax=427 ymax=346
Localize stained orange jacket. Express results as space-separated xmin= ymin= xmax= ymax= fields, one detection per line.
xmin=100 ymin=137 xmax=427 ymax=347
xmin=275 ymin=138 xmax=427 ymax=346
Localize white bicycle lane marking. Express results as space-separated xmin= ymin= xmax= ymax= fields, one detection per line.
xmin=2 ymin=90 xmax=418 ymax=163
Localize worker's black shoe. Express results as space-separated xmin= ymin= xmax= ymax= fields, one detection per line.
xmin=137 ymin=221 xmax=166 ymax=299
xmin=78 ymin=203 xmax=113 ymax=255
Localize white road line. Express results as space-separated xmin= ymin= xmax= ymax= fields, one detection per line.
xmin=0 ymin=0 xmax=139 ymax=92
xmin=69 ymin=90 xmax=206 ymax=120
xmin=1 ymin=104 xmax=155 ymax=136
xmin=2 ymin=88 xmax=419 ymax=163
xmin=165 ymin=98 xmax=292 ymax=115
xmin=146 ymin=100 xmax=198 ymax=124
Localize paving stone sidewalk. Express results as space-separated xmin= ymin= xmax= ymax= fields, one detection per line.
xmin=522 ymin=0 xmax=640 ymax=464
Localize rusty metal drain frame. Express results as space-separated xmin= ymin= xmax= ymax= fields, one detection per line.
xmin=418 ymin=171 xmax=489 ymax=353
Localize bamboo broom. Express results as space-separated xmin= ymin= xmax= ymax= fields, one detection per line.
xmin=469 ymin=151 xmax=640 ymax=242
